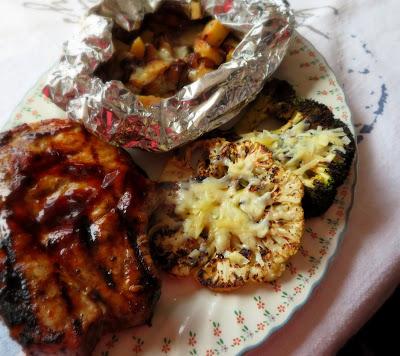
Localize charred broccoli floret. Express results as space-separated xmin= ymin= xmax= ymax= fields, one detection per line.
xmin=241 ymin=90 xmax=356 ymax=217
xmin=234 ymin=78 xmax=296 ymax=134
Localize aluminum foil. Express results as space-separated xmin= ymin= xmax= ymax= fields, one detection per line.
xmin=44 ymin=0 xmax=294 ymax=151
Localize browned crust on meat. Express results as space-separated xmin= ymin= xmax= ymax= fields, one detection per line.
xmin=0 ymin=119 xmax=160 ymax=355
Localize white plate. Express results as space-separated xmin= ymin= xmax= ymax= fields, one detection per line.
xmin=1 ymin=32 xmax=356 ymax=356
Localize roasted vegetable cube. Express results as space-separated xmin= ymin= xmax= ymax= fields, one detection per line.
xmin=201 ymin=19 xmax=230 ymax=47
xmin=129 ymin=60 xmax=170 ymax=89
xmin=194 ymin=38 xmax=224 ymax=65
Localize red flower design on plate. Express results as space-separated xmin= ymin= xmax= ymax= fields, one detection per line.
xmin=161 ymin=338 xmax=171 ymax=354
xmin=162 ymin=344 xmax=171 ymax=354
xmin=232 ymin=338 xmax=241 ymax=346
xmin=287 ymin=262 xmax=297 ymax=275
xmin=257 ymin=322 xmax=266 ymax=331
xmin=257 ymin=301 xmax=265 ymax=310
xmin=294 ymin=286 xmax=302 ymax=294
xmin=236 ymin=315 xmax=244 ymax=324
xmin=270 ymin=280 xmax=282 ymax=292
xmin=277 ymin=305 xmax=286 ymax=313
xmin=31 ymin=110 xmax=39 ymax=116
xmin=15 ymin=113 xmax=22 ymax=119
xmin=300 ymin=247 xmax=309 ymax=257
xmin=188 ymin=336 xmax=196 ymax=347
xmin=213 ymin=327 xmax=221 ymax=337
xmin=308 ymin=51 xmax=315 ymax=57
xmin=319 ymin=248 xmax=327 ymax=256
xmin=206 ymin=349 xmax=215 ymax=356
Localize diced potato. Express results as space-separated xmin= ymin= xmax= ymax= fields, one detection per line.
xmin=201 ymin=19 xmax=230 ymax=47
xmin=137 ymin=95 xmax=162 ymax=106
xmin=194 ymin=39 xmax=224 ymax=65
xmin=130 ymin=37 xmax=145 ymax=60
xmin=140 ymin=30 xmax=154 ymax=44
xmin=191 ymin=1 xmax=203 ymax=20
xmin=188 ymin=61 xmax=213 ymax=82
xmin=130 ymin=60 xmax=170 ymax=88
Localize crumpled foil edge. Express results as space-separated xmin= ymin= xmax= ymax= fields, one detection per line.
xmin=44 ymin=0 xmax=295 ymax=151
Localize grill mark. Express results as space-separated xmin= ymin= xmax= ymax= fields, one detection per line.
xmin=41 ymin=331 xmax=65 ymax=345
xmin=126 ymin=227 xmax=160 ymax=293
xmin=0 ymin=258 xmax=36 ymax=327
xmin=78 ymin=216 xmax=96 ymax=248
xmin=99 ymin=267 xmax=116 ymax=289
xmin=72 ymin=318 xmax=83 ymax=336
xmin=53 ymin=228 xmax=133 ymax=318
xmin=60 ymin=163 xmax=104 ymax=179
xmin=59 ymin=278 xmax=73 ymax=313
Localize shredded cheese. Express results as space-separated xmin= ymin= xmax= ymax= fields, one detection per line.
xmin=244 ymin=121 xmax=349 ymax=179
xmin=174 ymin=150 xmax=275 ymax=253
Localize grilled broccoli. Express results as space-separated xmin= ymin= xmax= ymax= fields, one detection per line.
xmin=234 ymin=78 xmax=296 ymax=134
xmin=239 ymin=81 xmax=355 ymax=217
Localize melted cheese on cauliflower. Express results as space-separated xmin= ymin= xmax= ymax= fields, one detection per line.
xmin=152 ymin=140 xmax=305 ymax=290
xmin=244 ymin=121 xmax=350 ymax=176
xmin=176 ymin=178 xmax=271 ymax=253
xmin=175 ymin=151 xmax=274 ymax=254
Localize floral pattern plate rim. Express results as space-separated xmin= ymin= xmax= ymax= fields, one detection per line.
xmin=2 ymin=32 xmax=357 ymax=356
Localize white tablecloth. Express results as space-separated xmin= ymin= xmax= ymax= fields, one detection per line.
xmin=0 ymin=1 xmax=399 ymax=355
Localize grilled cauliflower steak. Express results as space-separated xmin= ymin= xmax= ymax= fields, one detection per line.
xmin=242 ymin=101 xmax=355 ymax=217
xmin=233 ymin=78 xmax=355 ymax=217
xmin=150 ymin=139 xmax=304 ymax=291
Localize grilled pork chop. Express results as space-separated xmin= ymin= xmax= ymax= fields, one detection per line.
xmin=0 ymin=119 xmax=160 ymax=355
